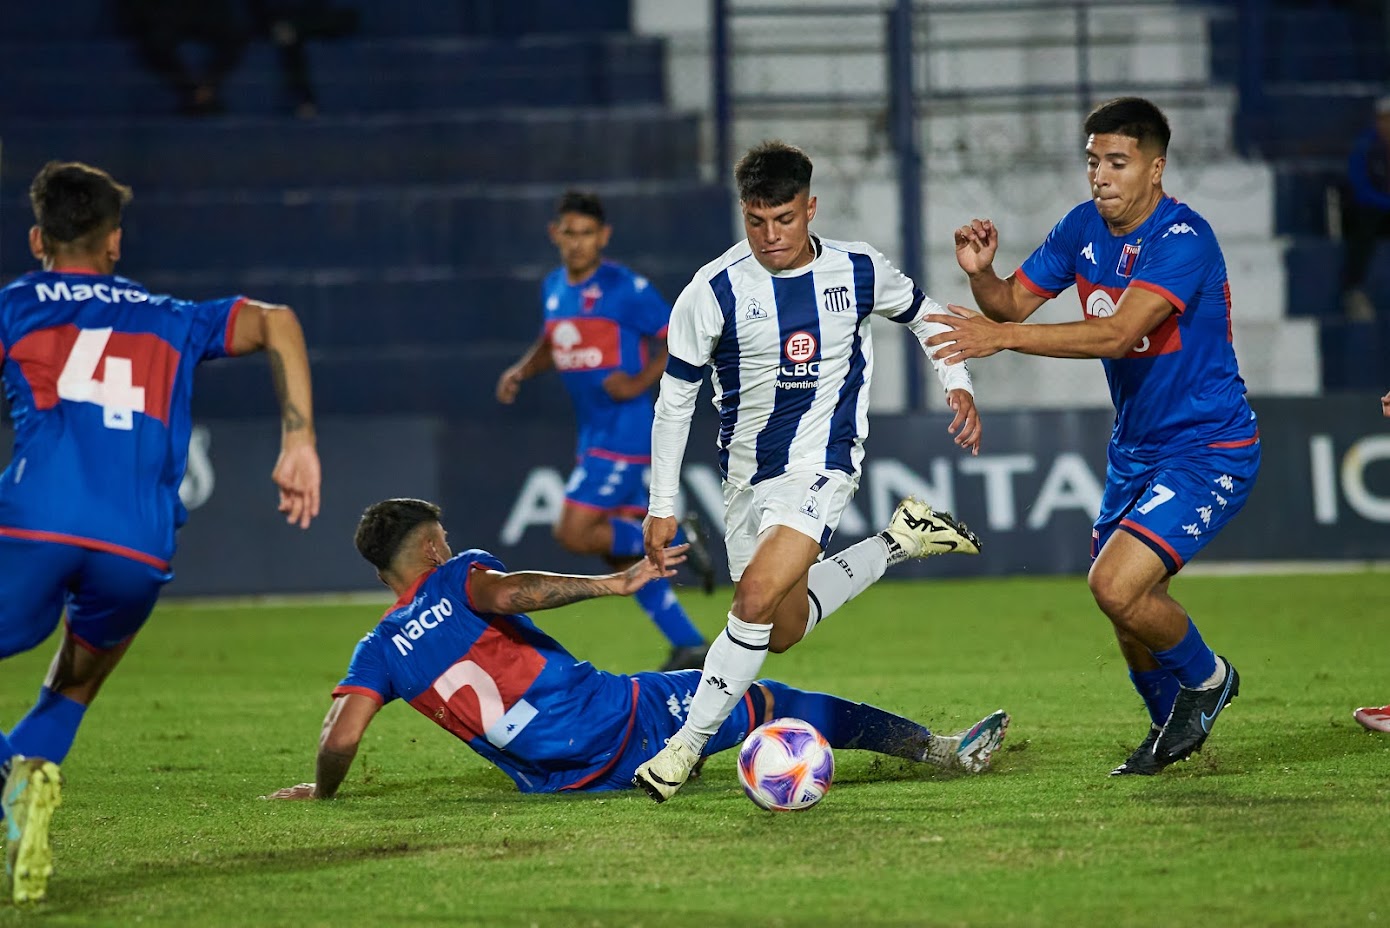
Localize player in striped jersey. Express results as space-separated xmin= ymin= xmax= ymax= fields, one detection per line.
xmin=631 ymin=141 xmax=987 ymax=801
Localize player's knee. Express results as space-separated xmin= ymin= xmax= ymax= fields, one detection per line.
xmin=550 ymin=521 xmax=585 ymax=554
xmin=1087 ymin=566 xmax=1140 ymax=624
xmin=730 ymin=582 xmax=780 ymax=625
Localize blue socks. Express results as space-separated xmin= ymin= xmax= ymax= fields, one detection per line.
xmin=1152 ymin=617 xmax=1218 ymax=690
xmin=633 ymin=578 xmax=705 ymax=648
xmin=757 ymin=680 xmax=934 ymax=762
xmin=1129 ymin=668 xmax=1181 ymax=726
xmin=10 ymin=687 xmax=87 ymax=765
xmin=609 ymin=518 xmax=646 ymax=559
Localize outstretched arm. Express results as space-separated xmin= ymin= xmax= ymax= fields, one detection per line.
xmin=264 ymin=693 xmax=380 ymax=800
xmin=926 ymin=287 xmax=1174 ymax=363
xmin=496 ymin=334 xmax=553 ymax=404
xmin=467 ymin=546 xmax=687 ymax=614
xmin=228 ymin=300 xmax=321 ymax=529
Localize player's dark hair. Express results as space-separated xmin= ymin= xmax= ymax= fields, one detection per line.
xmin=1083 ymin=97 xmax=1171 ymax=155
xmin=355 ymin=498 xmax=442 ymax=572
xmin=28 ymin=161 xmax=133 ymax=252
xmin=735 ymin=140 xmax=813 ymax=207
xmin=554 ymin=189 xmax=606 ymax=224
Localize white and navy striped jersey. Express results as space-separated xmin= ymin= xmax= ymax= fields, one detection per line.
xmin=648 ymin=235 xmax=972 ymax=512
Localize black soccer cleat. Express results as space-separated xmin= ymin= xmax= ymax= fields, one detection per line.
xmin=680 ymin=511 xmax=717 ymax=595
xmin=1109 ymin=726 xmax=1163 ymax=776
xmin=659 ymin=644 xmax=710 ymax=673
xmin=1152 ymin=656 xmax=1240 ymax=767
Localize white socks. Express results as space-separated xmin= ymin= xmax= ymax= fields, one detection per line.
xmin=672 ymin=614 xmax=770 ymax=755
xmin=803 ymin=535 xmax=891 ymax=638
xmin=1197 ymin=658 xmax=1227 ymax=691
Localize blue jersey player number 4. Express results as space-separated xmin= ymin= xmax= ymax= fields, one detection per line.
xmin=0 ymin=161 xmax=321 ymax=904
xmin=928 ymin=97 xmax=1256 ymax=778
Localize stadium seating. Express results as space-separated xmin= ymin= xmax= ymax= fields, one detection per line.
xmin=0 ymin=0 xmax=732 ymax=419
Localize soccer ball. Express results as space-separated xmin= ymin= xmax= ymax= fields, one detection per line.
xmin=736 ymin=718 xmax=834 ymax=812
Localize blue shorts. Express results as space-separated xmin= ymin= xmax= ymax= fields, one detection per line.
xmin=583 ymin=669 xmax=762 ymax=792
xmin=0 ymin=537 xmax=172 ymax=658
xmin=1094 ymin=439 xmax=1261 ymax=573
xmin=564 ymin=449 xmax=650 ymax=517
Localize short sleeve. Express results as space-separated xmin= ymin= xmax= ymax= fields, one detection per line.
xmin=623 ymin=274 xmax=672 ymax=338
xmin=436 ymin=549 xmax=508 ymax=613
xmin=1128 ymin=223 xmax=1212 ymax=314
xmin=1016 ymin=211 xmax=1081 ymax=299
xmin=663 ymin=277 xmax=726 ymax=381
xmin=187 ymin=295 xmax=247 ymax=362
xmin=333 ymin=634 xmax=395 ymax=704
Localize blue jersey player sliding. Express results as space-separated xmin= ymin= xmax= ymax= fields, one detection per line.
xmin=265 ymin=498 xmax=1008 ymax=801
xmin=929 ymin=97 xmax=1255 ymax=776
xmin=496 ymin=191 xmax=713 ymax=672
xmin=0 ymin=162 xmax=321 ymax=903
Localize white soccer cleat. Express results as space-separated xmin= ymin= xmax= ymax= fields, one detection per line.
xmin=632 ymin=739 xmax=701 ymax=803
xmin=881 ymin=497 xmax=981 ymax=563
xmin=952 ymin=710 xmax=1010 ymax=773
xmin=3 ymin=756 xmax=63 ymax=905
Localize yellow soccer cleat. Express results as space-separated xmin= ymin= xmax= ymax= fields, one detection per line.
xmin=4 ymin=756 xmax=63 ymax=905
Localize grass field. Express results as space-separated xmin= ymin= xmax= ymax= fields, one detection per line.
xmin=0 ymin=571 xmax=1387 ymax=927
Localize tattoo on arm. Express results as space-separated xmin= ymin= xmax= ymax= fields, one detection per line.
xmin=505 ymin=573 xmax=614 ymax=612
xmin=266 ymin=348 xmax=308 ymax=432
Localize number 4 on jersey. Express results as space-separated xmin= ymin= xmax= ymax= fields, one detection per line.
xmin=57 ymin=327 xmax=146 ymax=430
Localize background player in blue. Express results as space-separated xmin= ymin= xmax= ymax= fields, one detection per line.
xmin=0 ymin=161 xmax=321 ymax=902
xmin=928 ymin=98 xmax=1256 ymax=777
xmin=264 ymin=498 xmax=1008 ymax=800
xmin=495 ymin=190 xmax=713 ymax=672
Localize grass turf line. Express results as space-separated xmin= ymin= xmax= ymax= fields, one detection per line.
xmin=0 ymin=572 xmax=1385 ymax=927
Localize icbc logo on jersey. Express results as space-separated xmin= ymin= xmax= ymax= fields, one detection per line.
xmin=780 ymin=330 xmax=820 ymax=380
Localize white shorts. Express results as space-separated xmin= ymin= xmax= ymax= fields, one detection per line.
xmin=722 ymin=470 xmax=858 ymax=582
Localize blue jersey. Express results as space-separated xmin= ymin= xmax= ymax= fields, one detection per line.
xmin=540 ymin=261 xmax=670 ymax=458
xmin=1016 ymin=197 xmax=1257 ymax=458
xmin=0 ymin=270 xmax=243 ymax=569
xmin=333 ymin=550 xmax=639 ymax=793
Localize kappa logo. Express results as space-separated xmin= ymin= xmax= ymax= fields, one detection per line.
xmin=744 ymin=298 xmax=768 ymax=321
xmin=1163 ymin=223 xmax=1197 ymax=238
xmin=822 ymin=285 xmax=852 ymax=313
xmin=1080 ymin=242 xmax=1097 ymax=265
